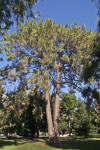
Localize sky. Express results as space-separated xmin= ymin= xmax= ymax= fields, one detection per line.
xmin=0 ymin=0 xmax=98 ymax=96
xmin=35 ymin=0 xmax=98 ymax=31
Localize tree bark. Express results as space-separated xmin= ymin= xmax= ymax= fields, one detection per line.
xmin=54 ymin=62 xmax=61 ymax=143
xmin=45 ymin=90 xmax=54 ymax=143
xmin=36 ymin=130 xmax=39 ymax=138
xmin=68 ymin=113 xmax=71 ymax=136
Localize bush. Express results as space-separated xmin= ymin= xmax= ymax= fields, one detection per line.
xmin=73 ymin=120 xmax=98 ymax=137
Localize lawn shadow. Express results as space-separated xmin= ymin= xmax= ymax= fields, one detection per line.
xmin=47 ymin=137 xmax=100 ymax=150
xmin=0 ymin=136 xmax=100 ymax=150
xmin=26 ymin=136 xmax=100 ymax=150
xmin=0 ymin=137 xmax=28 ymax=148
xmin=0 ymin=136 xmax=49 ymax=149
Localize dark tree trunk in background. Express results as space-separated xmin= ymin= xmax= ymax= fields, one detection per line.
xmin=36 ymin=130 xmax=39 ymax=138
xmin=68 ymin=113 xmax=71 ymax=136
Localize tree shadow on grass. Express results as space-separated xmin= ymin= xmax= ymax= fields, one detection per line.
xmin=25 ymin=136 xmax=100 ymax=150
xmin=0 ymin=137 xmax=28 ymax=148
xmin=47 ymin=137 xmax=100 ymax=150
xmin=0 ymin=136 xmax=100 ymax=150
xmin=0 ymin=136 xmax=49 ymax=149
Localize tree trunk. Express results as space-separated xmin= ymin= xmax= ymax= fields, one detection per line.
xmin=68 ymin=113 xmax=71 ymax=136
xmin=36 ymin=130 xmax=39 ymax=138
xmin=45 ymin=90 xmax=54 ymax=143
xmin=54 ymin=62 xmax=61 ymax=143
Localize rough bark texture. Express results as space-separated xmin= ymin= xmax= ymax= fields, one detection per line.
xmin=45 ymin=90 xmax=54 ymax=143
xmin=54 ymin=62 xmax=61 ymax=143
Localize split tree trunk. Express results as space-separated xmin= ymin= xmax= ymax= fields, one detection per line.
xmin=43 ymin=63 xmax=61 ymax=144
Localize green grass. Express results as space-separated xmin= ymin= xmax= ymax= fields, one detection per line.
xmin=0 ymin=136 xmax=100 ymax=150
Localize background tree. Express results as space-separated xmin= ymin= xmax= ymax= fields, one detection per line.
xmin=81 ymin=0 xmax=100 ymax=115
xmin=0 ymin=86 xmax=28 ymax=134
xmin=21 ymin=88 xmax=47 ymax=137
xmin=81 ymin=33 xmax=100 ymax=87
xmin=91 ymin=0 xmax=100 ymax=31
xmin=0 ymin=0 xmax=41 ymax=32
xmin=82 ymin=86 xmax=99 ymax=113
xmin=0 ymin=84 xmax=4 ymax=109
xmin=73 ymin=98 xmax=99 ymax=137
xmin=59 ymin=93 xmax=77 ymax=136
xmin=0 ymin=84 xmax=4 ymax=133
xmin=82 ymin=0 xmax=100 ymax=83
xmin=0 ymin=86 xmax=47 ymax=137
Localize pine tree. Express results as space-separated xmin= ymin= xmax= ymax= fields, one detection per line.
xmin=1 ymin=19 xmax=95 ymax=143
xmin=60 ymin=93 xmax=77 ymax=136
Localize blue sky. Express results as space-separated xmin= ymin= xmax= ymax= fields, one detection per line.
xmin=35 ymin=0 xmax=98 ymax=31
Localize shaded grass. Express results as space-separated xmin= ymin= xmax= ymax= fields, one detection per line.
xmin=0 ymin=137 xmax=56 ymax=150
xmin=57 ymin=137 xmax=100 ymax=150
xmin=0 ymin=136 xmax=100 ymax=150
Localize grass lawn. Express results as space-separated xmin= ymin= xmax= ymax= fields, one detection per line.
xmin=0 ymin=136 xmax=100 ymax=150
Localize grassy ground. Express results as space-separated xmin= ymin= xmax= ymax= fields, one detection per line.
xmin=0 ymin=136 xmax=100 ymax=150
